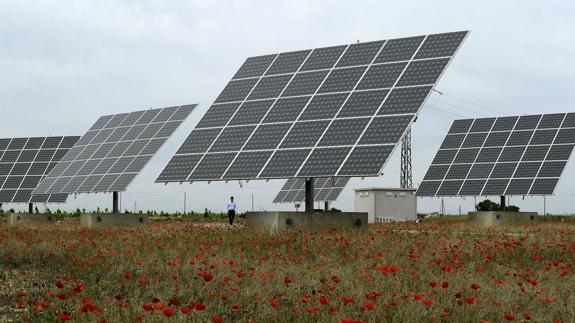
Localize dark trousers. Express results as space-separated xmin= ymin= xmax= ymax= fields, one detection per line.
xmin=228 ymin=210 xmax=235 ymax=225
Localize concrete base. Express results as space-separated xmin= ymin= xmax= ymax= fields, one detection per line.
xmin=246 ymin=211 xmax=368 ymax=233
xmin=80 ymin=213 xmax=149 ymax=228
xmin=8 ymin=213 xmax=57 ymax=225
xmin=469 ymin=211 xmax=537 ymax=226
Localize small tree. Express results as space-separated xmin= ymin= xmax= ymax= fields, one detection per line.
xmin=476 ymin=199 xmax=500 ymax=211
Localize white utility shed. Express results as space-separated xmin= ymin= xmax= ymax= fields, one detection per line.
xmin=354 ymin=187 xmax=417 ymax=223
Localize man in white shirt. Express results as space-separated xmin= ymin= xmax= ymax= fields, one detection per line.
xmin=227 ymin=196 xmax=237 ymax=225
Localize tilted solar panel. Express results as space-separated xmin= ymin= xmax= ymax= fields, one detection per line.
xmin=273 ymin=177 xmax=350 ymax=203
xmin=417 ymin=113 xmax=575 ymax=196
xmin=157 ymin=31 xmax=469 ymax=182
xmin=0 ymin=136 xmax=80 ymax=203
xmin=33 ymin=105 xmax=196 ymax=195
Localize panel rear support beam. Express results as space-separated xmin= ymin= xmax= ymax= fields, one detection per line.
xmin=113 ymin=192 xmax=119 ymax=214
xmin=500 ymin=195 xmax=506 ymax=210
xmin=28 ymin=203 xmax=33 ymax=214
xmin=305 ymin=178 xmax=314 ymax=213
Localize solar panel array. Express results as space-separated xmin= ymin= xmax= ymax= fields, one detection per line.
xmin=157 ymin=31 xmax=468 ymax=183
xmin=0 ymin=136 xmax=79 ymax=203
xmin=417 ymin=113 xmax=575 ymax=196
xmin=33 ymin=105 xmax=196 ymax=195
xmin=273 ymin=177 xmax=350 ymax=203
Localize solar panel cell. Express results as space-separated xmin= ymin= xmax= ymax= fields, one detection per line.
xmin=318 ymin=66 xmax=366 ymax=93
xmin=260 ymin=149 xmax=311 ymax=178
xmin=397 ymin=58 xmax=449 ymax=86
xmin=359 ymin=115 xmax=413 ymax=144
xmin=244 ymin=123 xmax=292 ymax=150
xmin=378 ymin=86 xmax=432 ymax=115
xmin=233 ymin=54 xmax=276 ymax=79
xmin=300 ymin=46 xmax=346 ymax=71
xmin=356 ymin=62 xmax=406 ymax=90
xmin=282 ymin=70 xmax=329 ymax=97
xmin=338 ymin=145 xmax=393 ymax=176
xmin=247 ymin=74 xmax=293 ymax=100
xmin=337 ymin=89 xmax=388 ymax=117
xmin=298 ymin=147 xmax=351 ymax=176
xmin=415 ymin=31 xmax=468 ymax=59
xmin=375 ymin=36 xmax=424 ymax=63
xmin=336 ymin=40 xmax=384 ymax=67
xmin=229 ymin=100 xmax=275 ymax=125
xmin=265 ymin=50 xmax=310 ymax=75
xmin=224 ymin=151 xmax=273 ymax=179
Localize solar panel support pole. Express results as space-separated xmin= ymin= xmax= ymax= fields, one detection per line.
xmin=305 ymin=178 xmax=314 ymax=213
xmin=28 ymin=203 xmax=33 ymax=214
xmin=500 ymin=195 xmax=506 ymax=210
xmin=324 ymin=201 xmax=329 ymax=211
xmin=113 ymin=192 xmax=119 ymax=214
xmin=400 ymin=127 xmax=413 ymax=189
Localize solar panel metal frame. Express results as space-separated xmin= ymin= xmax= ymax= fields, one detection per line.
xmin=33 ymin=105 xmax=196 ymax=195
xmin=273 ymin=177 xmax=350 ymax=203
xmin=417 ymin=113 xmax=575 ymax=197
xmin=0 ymin=136 xmax=80 ymax=203
xmin=158 ymin=31 xmax=469 ymax=183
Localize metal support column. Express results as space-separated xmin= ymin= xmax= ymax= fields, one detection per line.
xmin=400 ymin=127 xmax=413 ymax=189
xmin=305 ymin=178 xmax=314 ymax=213
xmin=500 ymin=195 xmax=506 ymax=210
xmin=113 ymin=192 xmax=119 ymax=214
xmin=28 ymin=203 xmax=33 ymax=214
xmin=324 ymin=201 xmax=329 ymax=211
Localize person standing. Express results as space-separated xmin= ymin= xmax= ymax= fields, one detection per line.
xmin=227 ymin=196 xmax=237 ymax=225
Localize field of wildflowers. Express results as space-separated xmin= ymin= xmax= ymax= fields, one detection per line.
xmin=1 ymin=220 xmax=573 ymax=322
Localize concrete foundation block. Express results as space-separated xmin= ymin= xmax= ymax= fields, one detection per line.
xmin=246 ymin=211 xmax=368 ymax=233
xmin=80 ymin=213 xmax=149 ymax=228
xmin=469 ymin=211 xmax=537 ymax=226
xmin=8 ymin=213 xmax=57 ymax=225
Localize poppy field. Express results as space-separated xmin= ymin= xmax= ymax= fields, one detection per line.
xmin=1 ymin=220 xmax=574 ymax=322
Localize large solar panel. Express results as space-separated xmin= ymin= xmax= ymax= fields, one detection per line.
xmin=416 ymin=113 xmax=575 ymax=196
xmin=157 ymin=31 xmax=469 ymax=183
xmin=33 ymin=105 xmax=196 ymax=195
xmin=0 ymin=136 xmax=79 ymax=203
xmin=273 ymin=177 xmax=350 ymax=203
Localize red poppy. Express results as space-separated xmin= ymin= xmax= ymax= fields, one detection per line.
xmin=471 ymin=283 xmax=480 ymax=290
xmin=269 ymin=298 xmax=279 ymax=308
xmin=142 ymin=304 xmax=153 ymax=312
xmin=342 ymin=296 xmax=354 ymax=305
xmin=423 ymin=299 xmax=433 ymax=305
xmin=284 ymin=277 xmax=291 ymax=285
xmin=56 ymin=281 xmax=65 ymax=289
xmin=123 ymin=273 xmax=133 ymax=280
xmin=180 ymin=306 xmax=190 ymax=314
xmin=211 ymin=315 xmax=223 ymax=323
xmin=503 ymin=313 xmax=515 ymax=321
xmin=442 ymin=281 xmax=449 ymax=288
xmin=429 ymin=281 xmax=438 ymax=288
xmin=59 ymin=312 xmax=72 ymax=321
xmin=360 ymin=301 xmax=376 ymax=311
xmin=413 ymin=293 xmax=424 ymax=300
xmin=163 ymin=308 xmax=175 ymax=317
xmin=465 ymin=297 xmax=475 ymax=304
xmin=332 ymin=276 xmax=341 ymax=283
xmin=203 ymin=273 xmax=214 ymax=282
xmin=306 ymin=306 xmax=319 ymax=313
xmin=232 ymin=304 xmax=240 ymax=312
xmin=339 ymin=318 xmax=362 ymax=323
xmin=194 ymin=303 xmax=206 ymax=310
xmin=319 ymin=296 xmax=329 ymax=305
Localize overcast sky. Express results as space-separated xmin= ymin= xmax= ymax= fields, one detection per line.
xmin=1 ymin=0 xmax=574 ymax=214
